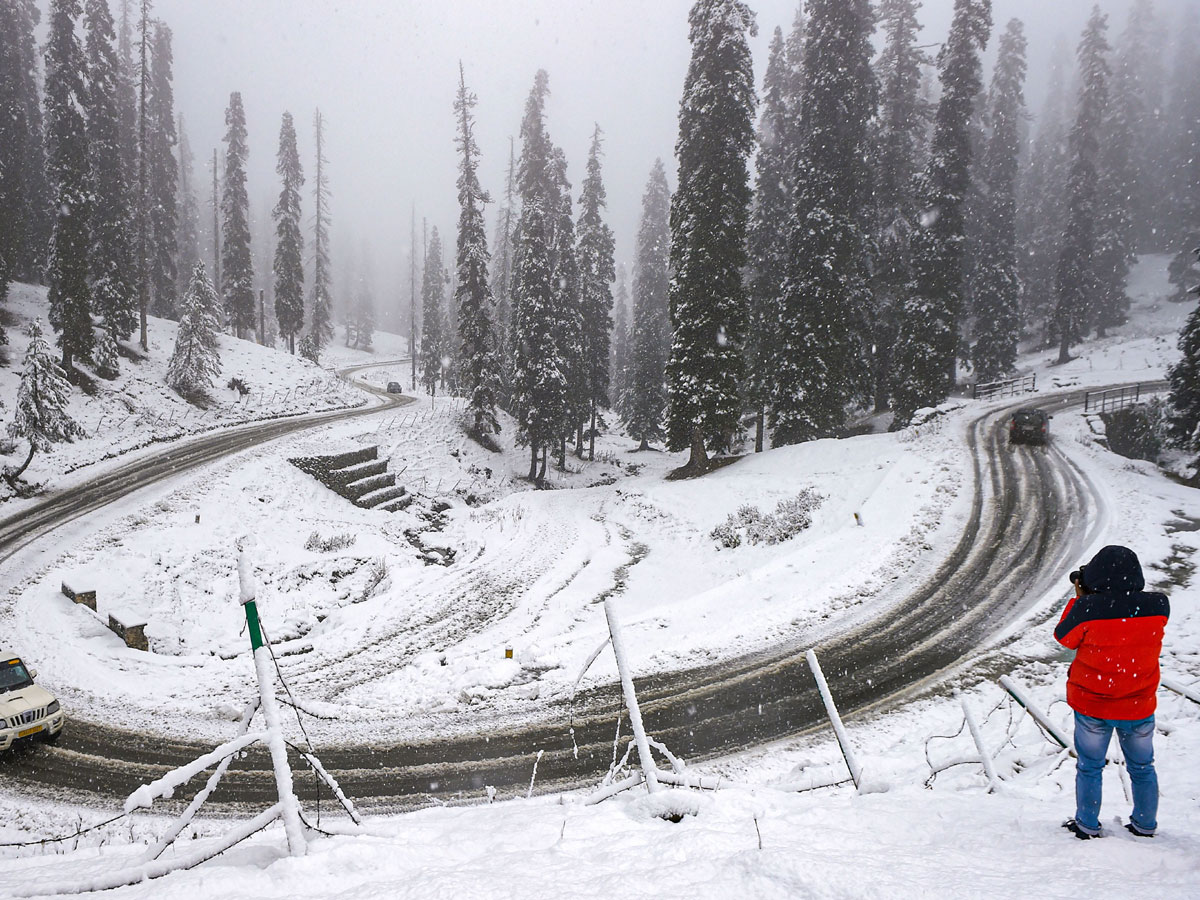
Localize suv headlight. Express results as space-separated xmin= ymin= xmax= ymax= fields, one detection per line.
xmin=46 ymin=701 xmax=60 ymax=715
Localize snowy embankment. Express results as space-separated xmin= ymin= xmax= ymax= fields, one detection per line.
xmin=0 ymin=283 xmax=411 ymax=505
xmin=0 ymin=255 xmax=1196 ymax=896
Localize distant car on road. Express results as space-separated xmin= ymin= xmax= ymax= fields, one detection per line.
xmin=386 ymin=381 xmax=404 ymax=394
xmin=1009 ymin=407 xmax=1050 ymax=445
xmin=0 ymin=650 xmax=65 ymax=750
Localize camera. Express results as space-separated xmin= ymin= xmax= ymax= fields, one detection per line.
xmin=1069 ymin=569 xmax=1084 ymax=587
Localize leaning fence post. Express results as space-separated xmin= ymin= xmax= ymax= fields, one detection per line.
xmin=1161 ymin=675 xmax=1200 ymax=706
xmin=603 ymin=598 xmax=659 ymax=793
xmin=806 ymin=649 xmax=862 ymax=790
xmin=998 ymin=674 xmax=1071 ymax=752
xmin=959 ymin=695 xmax=1000 ymax=792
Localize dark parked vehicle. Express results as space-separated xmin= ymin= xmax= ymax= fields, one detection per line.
xmin=1009 ymin=407 xmax=1049 ymax=445
xmin=386 ymin=382 xmax=404 ymax=394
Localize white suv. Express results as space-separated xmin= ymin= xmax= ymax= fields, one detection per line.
xmin=0 ymin=650 xmax=65 ymax=750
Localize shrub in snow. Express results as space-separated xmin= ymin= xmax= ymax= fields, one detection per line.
xmin=711 ymin=488 xmax=825 ymax=549
xmin=1101 ymin=400 xmax=1167 ymax=463
xmin=304 ymin=530 xmax=356 ymax=552
xmin=227 ymin=376 xmax=251 ymax=396
xmin=5 ymin=319 xmax=84 ymax=484
xmin=297 ymin=333 xmax=320 ymax=364
xmin=92 ymin=327 xmax=119 ymax=378
xmin=167 ymin=263 xmax=222 ymax=399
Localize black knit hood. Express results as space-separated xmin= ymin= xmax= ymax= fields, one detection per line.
xmin=1081 ymin=545 xmax=1146 ymax=594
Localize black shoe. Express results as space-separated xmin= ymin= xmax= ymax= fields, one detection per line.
xmin=1063 ymin=819 xmax=1099 ymax=840
xmin=1125 ymin=822 xmax=1154 ymax=838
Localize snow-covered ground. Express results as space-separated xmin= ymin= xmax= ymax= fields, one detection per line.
xmin=0 ymin=256 xmax=1197 ymax=897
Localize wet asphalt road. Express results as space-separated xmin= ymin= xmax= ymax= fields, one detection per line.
xmin=0 ymin=382 xmax=1149 ymax=814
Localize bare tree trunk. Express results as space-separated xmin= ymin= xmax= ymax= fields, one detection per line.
xmin=1057 ymin=331 xmax=1071 ymax=365
xmin=754 ymin=408 xmax=764 ymax=453
xmin=5 ymin=443 xmax=35 ymax=486
xmin=687 ymin=425 xmax=708 ymax=473
xmin=574 ymin=423 xmax=584 ymax=459
xmin=538 ymin=444 xmax=548 ymax=483
xmin=638 ymin=436 xmax=648 ymax=451
xmin=589 ymin=404 xmax=597 ymax=461
xmin=528 ymin=442 xmax=538 ymax=482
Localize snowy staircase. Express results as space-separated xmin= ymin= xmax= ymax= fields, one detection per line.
xmin=290 ymin=446 xmax=406 ymax=512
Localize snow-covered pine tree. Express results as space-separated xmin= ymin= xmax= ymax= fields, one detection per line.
xmin=666 ymin=0 xmax=757 ymax=469
xmin=309 ymin=109 xmax=334 ymax=361
xmin=83 ymin=0 xmax=137 ymax=345
xmin=221 ymin=91 xmax=255 ymax=338
xmin=1093 ymin=45 xmax=1136 ymax=339
xmin=6 ymin=318 xmax=83 ymax=484
xmin=175 ymin=115 xmax=202 ymax=304
xmin=622 ymin=160 xmax=671 ymax=450
xmin=1053 ymin=7 xmax=1110 ymax=364
xmin=575 ymin=126 xmax=615 ymax=459
xmin=146 ymin=21 xmax=178 ymax=318
xmin=116 ymin=0 xmax=137 ymax=202
xmin=773 ymin=0 xmax=876 ymax=444
xmin=167 ymin=262 xmax=222 ymax=398
xmin=0 ymin=251 xmax=10 ymax=350
xmin=91 ymin=324 xmax=119 ymax=378
xmin=272 ymin=111 xmax=305 ymax=353
xmin=549 ymin=146 xmax=585 ymax=465
xmin=970 ymin=18 xmax=1026 ymax=383
xmin=453 ymin=64 xmax=501 ymax=441
xmin=420 ymin=226 xmax=446 ymax=395
xmin=354 ymin=282 xmax=375 ymax=351
xmin=1017 ymin=36 xmax=1072 ymax=341
xmin=1168 ymin=33 xmax=1200 ymax=300
xmin=1168 ymin=251 xmax=1200 ymax=455
xmin=890 ymin=0 xmax=991 ymax=428
xmin=869 ymin=0 xmax=929 ymax=411
xmin=0 ymin=0 xmax=51 ymax=284
xmin=610 ymin=264 xmax=630 ymax=410
xmin=746 ymin=26 xmax=792 ymax=451
xmin=490 ymin=138 xmax=517 ymax=408
xmin=44 ymin=0 xmax=94 ymax=372
xmin=511 ymin=70 xmax=567 ymax=481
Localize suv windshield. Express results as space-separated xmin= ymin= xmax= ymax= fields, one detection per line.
xmin=1013 ymin=410 xmax=1044 ymax=423
xmin=0 ymin=660 xmax=33 ymax=693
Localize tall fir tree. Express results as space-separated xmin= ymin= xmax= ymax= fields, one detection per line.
xmin=0 ymin=0 xmax=51 ymax=284
xmin=420 ymin=226 xmax=447 ymax=395
xmin=1017 ymin=34 xmax=1072 ymax=340
xmin=6 ymin=319 xmax=83 ymax=484
xmin=971 ymin=18 xmax=1026 ymax=383
xmin=309 ymin=109 xmax=334 ymax=360
xmin=890 ymin=0 xmax=991 ymax=427
xmin=622 ymin=160 xmax=671 ymax=450
xmin=610 ymin=264 xmax=630 ymax=409
xmin=665 ymin=0 xmax=757 ymax=469
xmin=773 ymin=0 xmax=877 ymax=444
xmin=146 ymin=21 xmax=177 ymax=318
xmin=175 ymin=115 xmax=202 ymax=304
xmin=490 ymin=140 xmax=518 ymax=409
xmin=870 ymin=0 xmax=930 ymax=411
xmin=272 ymin=111 xmax=305 ymax=353
xmin=746 ymin=26 xmax=792 ymax=451
xmin=116 ymin=0 xmax=138 ymax=196
xmin=575 ymin=126 xmax=615 ymax=459
xmin=1053 ymin=7 xmax=1110 ymax=364
xmin=453 ymin=65 xmax=501 ymax=441
xmin=1168 ymin=29 xmax=1200 ymax=299
xmin=167 ymin=262 xmax=222 ymax=398
xmin=1167 ymin=250 xmax=1200 ymax=456
xmin=354 ymin=278 xmax=376 ymax=351
xmin=549 ymin=146 xmax=585 ymax=465
xmin=221 ymin=91 xmax=255 ymax=337
xmin=1094 ymin=37 xmax=1136 ymax=338
xmin=44 ymin=0 xmax=93 ymax=371
xmin=83 ymin=0 xmax=137 ymax=342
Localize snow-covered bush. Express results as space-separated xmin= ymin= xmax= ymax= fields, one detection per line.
xmin=92 ymin=327 xmax=120 ymax=379
xmin=304 ymin=531 xmax=356 ymax=552
xmin=711 ymin=488 xmax=825 ymax=549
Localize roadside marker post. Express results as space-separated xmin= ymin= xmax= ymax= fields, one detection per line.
xmin=806 ymin=649 xmax=863 ymax=790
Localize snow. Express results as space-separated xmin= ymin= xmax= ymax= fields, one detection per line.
xmin=0 ymin=255 xmax=1197 ymax=896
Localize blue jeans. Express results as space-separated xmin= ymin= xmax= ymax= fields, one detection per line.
xmin=1073 ymin=712 xmax=1158 ymax=835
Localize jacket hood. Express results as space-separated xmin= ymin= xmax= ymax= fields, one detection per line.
xmin=1082 ymin=545 xmax=1145 ymax=594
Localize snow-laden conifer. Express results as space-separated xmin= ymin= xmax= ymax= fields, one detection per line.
xmin=971 ymin=18 xmax=1026 ymax=383
xmin=92 ymin=325 xmax=119 ymax=378
xmin=622 ymin=161 xmax=670 ymax=450
xmin=1168 ymin=35 xmax=1200 ymax=299
xmin=309 ymin=109 xmax=334 ymax=361
xmin=453 ymin=64 xmax=501 ymax=441
xmin=772 ymin=0 xmax=876 ymax=444
xmin=175 ymin=116 xmax=202 ymax=302
xmin=575 ymin=126 xmax=615 ymax=460
xmin=1052 ymin=7 xmax=1109 ymax=364
xmin=84 ymin=0 xmax=137 ymax=341
xmin=1168 ymin=256 xmax=1200 ymax=454
xmin=610 ymin=265 xmax=630 ymax=408
xmin=665 ymin=0 xmax=757 ymax=470
xmin=167 ymin=263 xmax=222 ymax=398
xmin=490 ymin=140 xmax=518 ymax=407
xmin=273 ymin=111 xmax=305 ymax=353
xmin=146 ymin=22 xmax=178 ymax=318
xmin=549 ymin=147 xmax=585 ymax=464
xmin=221 ymin=92 xmax=255 ymax=338
xmin=354 ymin=285 xmax=375 ymax=352
xmin=420 ymin=227 xmax=447 ymax=395
xmin=45 ymin=0 xmax=94 ymax=371
xmin=890 ymin=0 xmax=991 ymax=427
xmin=6 ymin=318 xmax=83 ymax=484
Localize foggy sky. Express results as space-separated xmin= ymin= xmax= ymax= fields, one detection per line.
xmin=79 ymin=0 xmax=1195 ymax=327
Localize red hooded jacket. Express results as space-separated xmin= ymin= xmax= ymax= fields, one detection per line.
xmin=1054 ymin=545 xmax=1169 ymax=720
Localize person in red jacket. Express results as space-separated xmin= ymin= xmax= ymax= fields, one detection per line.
xmin=1054 ymin=545 xmax=1169 ymax=839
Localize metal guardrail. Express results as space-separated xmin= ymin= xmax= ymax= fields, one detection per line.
xmin=972 ymin=373 xmax=1037 ymax=400
xmin=1083 ymin=384 xmax=1142 ymax=414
